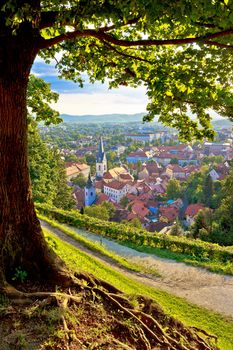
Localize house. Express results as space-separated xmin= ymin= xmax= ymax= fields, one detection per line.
xmin=165 ymin=164 xmax=187 ymax=179
xmin=126 ymin=149 xmax=152 ymax=163
xmin=126 ymin=133 xmax=155 ymax=143
xmin=138 ymin=167 xmax=150 ymax=181
xmin=129 ymin=200 xmax=150 ymax=220
xmin=95 ymin=193 xmax=110 ymax=205
xmin=72 ymin=187 xmax=85 ymax=210
xmin=159 ymin=206 xmax=179 ymax=223
xmin=103 ymin=166 xmax=129 ymax=183
xmin=185 ymin=204 xmax=205 ymax=226
xmin=103 ymin=180 xmax=128 ymax=203
xmin=119 ymin=173 xmax=134 ymax=182
xmin=209 ymin=169 xmax=220 ymax=181
xmin=153 ymin=144 xmax=198 ymax=166
xmin=65 ymin=162 xmax=90 ymax=181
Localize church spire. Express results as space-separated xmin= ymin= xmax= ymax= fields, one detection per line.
xmin=97 ymin=137 xmax=105 ymax=162
xmin=86 ymin=172 xmax=93 ymax=189
xmin=96 ymin=136 xmax=107 ymax=178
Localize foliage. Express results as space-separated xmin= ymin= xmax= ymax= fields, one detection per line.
xmin=120 ymin=196 xmax=130 ymax=208
xmin=34 ymin=0 xmax=233 ymax=141
xmin=122 ymin=218 xmax=142 ymax=229
xmin=37 ymin=203 xmax=233 ymax=268
xmin=84 ymin=204 xmax=110 ymax=221
xmin=44 ymin=229 xmax=233 ymax=350
xmin=211 ymin=166 xmax=233 ymax=245
xmin=12 ymin=267 xmax=28 ymax=283
xmin=27 ymin=75 xmax=62 ymax=125
xmin=71 ymin=173 xmax=86 ymax=188
xmin=170 ymin=220 xmax=184 ymax=236
xmin=170 ymin=158 xmax=179 ymax=164
xmin=85 ymin=202 xmax=116 ymax=221
xmin=40 ymin=214 xmax=159 ymax=275
xmin=166 ymin=179 xmax=182 ymax=200
xmin=184 ymin=167 xmax=221 ymax=208
xmin=201 ymin=156 xmax=225 ymax=165
xmin=28 ymin=126 xmax=75 ymax=210
xmin=202 ymin=174 xmax=214 ymax=207
xmin=190 ymin=209 xmax=213 ymax=239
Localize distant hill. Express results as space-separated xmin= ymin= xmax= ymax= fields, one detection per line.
xmin=212 ymin=118 xmax=232 ymax=129
xmin=60 ymin=113 xmax=148 ymax=124
xmin=60 ymin=112 xmax=232 ymax=129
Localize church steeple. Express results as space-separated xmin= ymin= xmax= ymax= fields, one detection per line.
xmin=96 ymin=136 xmax=107 ymax=178
xmin=86 ymin=172 xmax=93 ymax=189
xmin=85 ymin=172 xmax=96 ymax=206
xmin=97 ymin=137 xmax=105 ymax=163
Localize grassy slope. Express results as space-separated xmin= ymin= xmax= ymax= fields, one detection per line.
xmin=36 ymin=206 xmax=233 ymax=276
xmin=122 ymin=241 xmax=233 ymax=275
xmin=40 ymin=215 xmax=159 ymax=276
xmin=40 ymin=213 xmax=233 ymax=276
xmin=44 ymin=228 xmax=233 ymax=350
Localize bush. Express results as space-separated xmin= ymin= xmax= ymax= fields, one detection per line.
xmin=36 ymin=203 xmax=233 ymax=265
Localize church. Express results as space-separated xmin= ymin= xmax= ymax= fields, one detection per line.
xmin=96 ymin=136 xmax=107 ymax=179
xmin=84 ymin=137 xmax=107 ymax=206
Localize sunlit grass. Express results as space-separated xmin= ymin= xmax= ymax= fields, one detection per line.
xmin=40 ymin=214 xmax=159 ymax=276
xmin=44 ymin=228 xmax=233 ymax=350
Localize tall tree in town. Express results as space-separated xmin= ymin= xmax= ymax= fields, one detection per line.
xmin=0 ymin=0 xmax=232 ymax=289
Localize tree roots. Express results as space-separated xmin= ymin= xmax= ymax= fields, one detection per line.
xmin=1 ymin=272 xmax=219 ymax=350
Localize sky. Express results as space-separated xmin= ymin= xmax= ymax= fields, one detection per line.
xmin=32 ymin=57 xmax=148 ymax=115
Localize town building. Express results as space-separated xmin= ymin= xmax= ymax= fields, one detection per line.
xmin=126 ymin=133 xmax=155 ymax=143
xmin=96 ymin=137 xmax=107 ymax=178
xmin=84 ymin=173 xmax=96 ymax=206
xmin=103 ymin=181 xmax=128 ymax=203
xmin=65 ymin=162 xmax=90 ymax=181
xmin=185 ymin=204 xmax=205 ymax=226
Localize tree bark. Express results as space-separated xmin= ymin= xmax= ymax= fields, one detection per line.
xmin=0 ymin=30 xmax=66 ymax=288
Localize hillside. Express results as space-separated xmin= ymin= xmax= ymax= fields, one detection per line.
xmin=60 ymin=112 xmax=148 ymax=124
xmin=0 ymin=227 xmax=225 ymax=350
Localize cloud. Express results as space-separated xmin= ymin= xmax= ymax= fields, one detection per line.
xmin=32 ymin=57 xmax=148 ymax=115
xmin=51 ymin=91 xmax=148 ymax=115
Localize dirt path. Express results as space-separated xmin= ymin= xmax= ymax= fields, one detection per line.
xmin=41 ymin=220 xmax=233 ymax=318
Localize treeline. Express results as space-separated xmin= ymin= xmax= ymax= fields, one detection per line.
xmin=29 ymin=127 xmax=75 ymax=210
xmin=36 ymin=203 xmax=233 ymax=266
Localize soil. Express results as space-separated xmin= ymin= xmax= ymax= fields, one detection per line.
xmin=0 ymin=221 xmax=221 ymax=349
xmin=0 ymin=284 xmax=219 ymax=350
xmin=41 ymin=220 xmax=233 ymax=318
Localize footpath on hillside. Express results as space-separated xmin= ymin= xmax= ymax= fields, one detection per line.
xmin=41 ymin=220 xmax=233 ymax=318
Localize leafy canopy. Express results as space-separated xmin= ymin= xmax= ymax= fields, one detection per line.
xmin=1 ymin=0 xmax=233 ymax=140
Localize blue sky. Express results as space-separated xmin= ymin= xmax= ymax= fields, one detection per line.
xmin=32 ymin=57 xmax=148 ymax=115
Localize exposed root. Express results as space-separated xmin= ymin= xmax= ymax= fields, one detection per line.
xmin=0 ymin=272 xmax=220 ymax=350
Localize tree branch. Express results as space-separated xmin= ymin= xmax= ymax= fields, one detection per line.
xmin=99 ymin=17 xmax=141 ymax=32
xmin=102 ymin=41 xmax=153 ymax=63
xmin=40 ymin=27 xmax=233 ymax=50
xmin=203 ymin=40 xmax=233 ymax=48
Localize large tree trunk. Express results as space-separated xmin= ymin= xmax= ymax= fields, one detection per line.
xmin=0 ymin=31 xmax=66 ymax=288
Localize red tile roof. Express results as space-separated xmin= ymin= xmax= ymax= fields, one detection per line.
xmin=119 ymin=173 xmax=134 ymax=180
xmin=103 ymin=171 xmax=114 ymax=179
xmin=131 ymin=200 xmax=150 ymax=218
xmin=95 ymin=193 xmax=109 ymax=205
xmin=185 ymin=204 xmax=205 ymax=217
xmin=159 ymin=206 xmax=179 ymax=222
xmin=104 ymin=180 xmax=126 ymax=190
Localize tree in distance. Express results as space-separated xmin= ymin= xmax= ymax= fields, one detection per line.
xmin=0 ymin=1 xmax=232 ymax=296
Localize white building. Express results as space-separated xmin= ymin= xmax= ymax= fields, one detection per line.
xmin=96 ymin=137 xmax=107 ymax=178
xmin=103 ymin=181 xmax=128 ymax=203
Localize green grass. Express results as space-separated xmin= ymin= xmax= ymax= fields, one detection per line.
xmin=39 ymin=214 xmax=159 ymax=276
xmin=121 ymin=241 xmax=233 ymax=275
xmin=44 ymin=228 xmax=233 ymax=350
